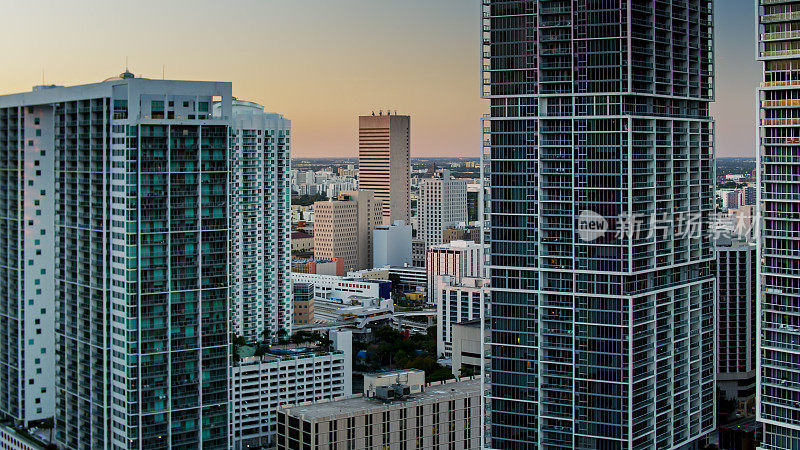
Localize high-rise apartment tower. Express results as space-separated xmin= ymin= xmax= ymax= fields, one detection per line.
xmin=483 ymin=2 xmax=716 ymax=448
xmin=0 ymin=75 xmax=233 ymax=449
xmin=225 ymin=100 xmax=292 ymax=343
xmin=757 ymin=2 xmax=800 ymax=447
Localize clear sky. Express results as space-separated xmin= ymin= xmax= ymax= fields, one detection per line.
xmin=0 ymin=0 xmax=758 ymax=158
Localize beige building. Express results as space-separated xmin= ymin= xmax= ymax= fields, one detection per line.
xmin=291 ymin=231 xmax=314 ymax=252
xmin=313 ymin=191 xmax=382 ymax=272
xmin=276 ymin=378 xmax=481 ymax=450
xmin=442 ymin=226 xmax=481 ymax=244
xmin=451 ymin=320 xmax=484 ymax=378
xmin=358 ymin=113 xmax=410 ymax=225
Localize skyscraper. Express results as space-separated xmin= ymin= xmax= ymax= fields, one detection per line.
xmin=715 ymin=237 xmax=756 ymax=409
xmin=418 ymin=169 xmax=468 ymax=250
xmin=757 ymin=3 xmax=800 ymax=447
xmin=225 ymin=100 xmax=292 ymax=343
xmin=0 ymin=75 xmax=233 ymax=449
xmin=483 ymin=2 xmax=715 ymax=448
xmin=358 ymin=113 xmax=410 ymax=225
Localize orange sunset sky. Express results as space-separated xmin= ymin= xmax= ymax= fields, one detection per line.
xmin=1 ymin=0 xmax=758 ymax=158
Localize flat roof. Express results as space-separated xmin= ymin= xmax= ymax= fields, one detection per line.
xmin=282 ymin=378 xmax=480 ymax=421
xmin=364 ymin=368 xmax=424 ymax=379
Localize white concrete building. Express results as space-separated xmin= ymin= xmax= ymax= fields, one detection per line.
xmin=290 ymin=273 xmax=391 ymax=302
xmin=372 ymin=220 xmax=412 ymax=268
xmin=451 ymin=320 xmax=484 ymax=378
xmin=0 ymin=75 xmax=234 ymax=449
xmin=426 ymin=240 xmax=487 ymax=306
xmin=231 ymin=330 xmax=352 ymax=449
xmin=418 ymin=170 xmax=468 ymax=250
xmin=435 ymin=276 xmax=488 ymax=358
xmin=225 ymin=99 xmax=292 ymax=343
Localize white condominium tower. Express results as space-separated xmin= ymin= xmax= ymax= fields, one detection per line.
xmin=358 ymin=113 xmax=410 ymax=225
xmin=757 ymin=1 xmax=800 ymax=448
xmin=0 ymin=89 xmax=57 ymax=426
xmin=0 ymin=74 xmax=233 ymax=449
xmin=418 ymin=169 xmax=468 ymax=250
xmin=483 ymin=1 xmax=715 ymax=449
xmin=225 ymin=100 xmax=292 ymax=343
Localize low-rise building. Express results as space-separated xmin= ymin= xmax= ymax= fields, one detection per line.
xmin=231 ymin=330 xmax=352 ymax=449
xmin=291 ymin=273 xmax=391 ymax=301
xmin=293 ymin=282 xmax=315 ymax=325
xmin=442 ymin=225 xmax=481 ymax=244
xmin=276 ymin=378 xmax=481 ymax=450
xmin=291 ymin=258 xmax=344 ymax=276
xmin=291 ymin=231 xmax=314 ymax=252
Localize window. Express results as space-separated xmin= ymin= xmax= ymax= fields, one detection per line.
xmin=35 ymin=129 xmax=41 ymax=136
xmin=198 ymin=102 xmax=209 ymax=112
xmin=34 ymin=117 xmax=40 ymax=125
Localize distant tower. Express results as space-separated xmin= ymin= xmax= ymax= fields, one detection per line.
xmin=358 ymin=114 xmax=410 ymax=225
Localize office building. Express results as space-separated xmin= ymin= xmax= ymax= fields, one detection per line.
xmin=435 ymin=276 xmax=488 ymax=358
xmin=426 ymin=240 xmax=486 ymax=306
xmin=442 ymin=225 xmax=481 ymax=244
xmin=418 ymin=169 xmax=468 ymax=250
xmin=411 ymin=238 xmax=426 ymax=268
xmin=716 ymin=237 xmax=756 ymax=409
xmin=293 ymin=282 xmax=315 ymax=325
xmin=358 ymin=113 xmax=410 ymax=225
xmin=226 ymin=99 xmax=292 ymax=343
xmin=291 ymin=231 xmax=314 ymax=252
xmin=372 ymin=220 xmax=412 ymax=268
xmin=757 ymin=3 xmax=800 ymax=447
xmin=743 ymin=185 xmax=757 ymax=206
xmin=0 ymin=76 xmax=233 ymax=449
xmin=467 ymin=184 xmax=480 ymax=223
xmin=313 ymin=190 xmax=382 ymax=272
xmin=231 ymin=330 xmax=352 ymax=449
xmin=483 ymin=2 xmax=715 ymax=448
xmin=276 ymin=377 xmax=481 ymax=450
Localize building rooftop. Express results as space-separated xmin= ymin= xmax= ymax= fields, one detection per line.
xmin=364 ymin=368 xmax=424 ymax=380
xmin=291 ymin=231 xmax=313 ymax=240
xmin=281 ymin=378 xmax=480 ymax=421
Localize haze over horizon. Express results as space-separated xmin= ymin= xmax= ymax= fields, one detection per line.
xmin=0 ymin=0 xmax=758 ymax=158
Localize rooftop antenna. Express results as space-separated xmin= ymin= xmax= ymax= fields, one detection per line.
xmin=125 ymin=56 xmax=129 ymax=72
xmin=162 ymin=65 xmax=165 ymax=80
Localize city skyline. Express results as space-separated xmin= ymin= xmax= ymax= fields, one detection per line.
xmin=1 ymin=0 xmax=757 ymax=158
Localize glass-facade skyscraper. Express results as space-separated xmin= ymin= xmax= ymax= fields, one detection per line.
xmin=483 ymin=1 xmax=715 ymax=449
xmin=0 ymin=77 xmax=233 ymax=449
xmin=757 ymin=1 xmax=800 ymax=448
